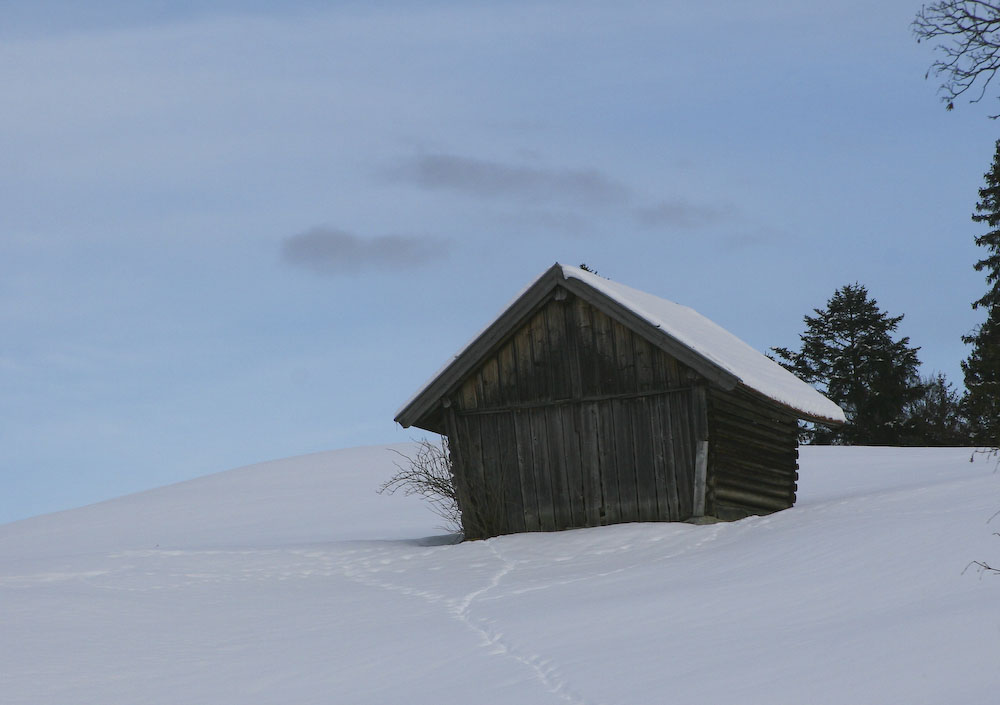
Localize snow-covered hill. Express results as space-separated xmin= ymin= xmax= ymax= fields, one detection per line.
xmin=1 ymin=445 xmax=997 ymax=704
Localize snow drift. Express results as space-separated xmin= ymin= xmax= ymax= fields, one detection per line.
xmin=1 ymin=444 xmax=996 ymax=704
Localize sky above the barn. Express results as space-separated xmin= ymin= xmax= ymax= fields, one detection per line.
xmin=2 ymin=0 xmax=997 ymax=523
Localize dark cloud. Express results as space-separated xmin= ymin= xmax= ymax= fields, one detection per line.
xmin=634 ymin=200 xmax=736 ymax=229
xmin=386 ymin=154 xmax=630 ymax=206
xmin=281 ymin=227 xmax=447 ymax=275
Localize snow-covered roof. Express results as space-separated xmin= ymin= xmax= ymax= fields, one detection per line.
xmin=561 ymin=265 xmax=845 ymax=424
xmin=396 ymin=263 xmax=845 ymax=428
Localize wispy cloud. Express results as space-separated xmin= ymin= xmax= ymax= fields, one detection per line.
xmin=281 ymin=227 xmax=447 ymax=275
xmin=385 ymin=152 xmax=762 ymax=244
xmin=633 ymin=199 xmax=736 ymax=229
xmin=385 ymin=154 xmax=630 ymax=206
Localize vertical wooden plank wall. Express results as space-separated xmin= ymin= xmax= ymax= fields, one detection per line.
xmin=448 ymin=289 xmax=702 ymax=538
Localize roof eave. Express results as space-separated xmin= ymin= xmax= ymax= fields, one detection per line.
xmin=396 ymin=262 xmax=845 ymax=431
xmin=738 ymin=384 xmax=847 ymax=426
xmin=394 ymin=263 xmax=566 ymax=430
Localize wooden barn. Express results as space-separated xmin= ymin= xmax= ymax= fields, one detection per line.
xmin=395 ymin=263 xmax=845 ymax=539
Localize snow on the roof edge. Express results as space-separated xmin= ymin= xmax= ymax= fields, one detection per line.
xmin=561 ymin=264 xmax=845 ymax=424
xmin=398 ymin=263 xmax=845 ymax=426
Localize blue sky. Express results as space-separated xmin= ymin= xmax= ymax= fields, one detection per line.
xmin=2 ymin=0 xmax=997 ymax=524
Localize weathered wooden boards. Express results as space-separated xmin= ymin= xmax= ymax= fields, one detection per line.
xmin=443 ymin=288 xmax=801 ymax=538
xmin=448 ymin=291 xmax=701 ymax=538
xmin=706 ymin=388 xmax=799 ymax=520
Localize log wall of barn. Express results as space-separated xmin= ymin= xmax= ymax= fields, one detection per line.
xmin=705 ymin=388 xmax=800 ymax=520
xmin=444 ymin=289 xmax=702 ymax=538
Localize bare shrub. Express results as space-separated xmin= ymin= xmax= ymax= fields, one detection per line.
xmin=972 ymin=446 xmax=1000 ymax=466
xmin=968 ymin=559 xmax=1000 ymax=575
xmin=965 ymin=499 xmax=1000 ymax=578
xmin=379 ymin=437 xmax=461 ymax=533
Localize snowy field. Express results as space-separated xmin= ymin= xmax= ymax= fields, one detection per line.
xmin=1 ymin=444 xmax=997 ymax=704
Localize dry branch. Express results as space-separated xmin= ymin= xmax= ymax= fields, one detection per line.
xmin=379 ymin=437 xmax=461 ymax=533
xmin=914 ymin=1 xmax=1000 ymax=115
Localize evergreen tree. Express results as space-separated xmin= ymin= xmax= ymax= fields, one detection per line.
xmin=773 ymin=284 xmax=923 ymax=445
xmin=901 ymin=373 xmax=972 ymax=446
xmin=963 ymin=140 xmax=1000 ymax=448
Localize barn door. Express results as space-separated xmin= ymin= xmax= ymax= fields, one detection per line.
xmin=583 ymin=391 xmax=697 ymax=524
xmin=448 ymin=389 xmax=699 ymax=536
xmin=501 ymin=390 xmax=698 ymax=531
